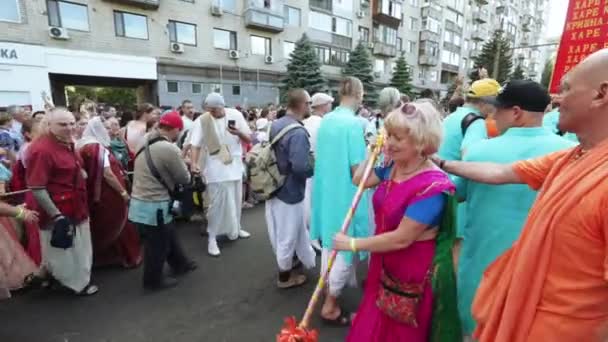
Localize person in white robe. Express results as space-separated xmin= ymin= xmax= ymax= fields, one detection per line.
xmin=265 ymin=89 xmax=315 ymax=288
xmin=190 ymin=93 xmax=252 ymax=257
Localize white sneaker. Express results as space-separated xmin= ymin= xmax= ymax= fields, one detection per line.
xmin=208 ymin=238 xmax=220 ymax=257
xmin=238 ymin=229 xmax=251 ymax=239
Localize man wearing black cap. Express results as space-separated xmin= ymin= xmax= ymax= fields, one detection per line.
xmin=435 ymin=80 xmax=576 ymax=338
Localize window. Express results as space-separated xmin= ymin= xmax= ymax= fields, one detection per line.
xmin=409 ymin=17 xmax=418 ymax=31
xmin=309 ymin=11 xmax=332 ymax=32
xmin=1 ymin=0 xmax=20 ymax=22
xmin=209 ymin=83 xmax=222 ymax=93
xmin=167 ymin=81 xmax=179 ymax=93
xmin=47 ymin=0 xmax=89 ymax=31
xmin=222 ymin=0 xmax=237 ymax=12
xmin=409 ymin=0 xmax=419 ymax=6
xmin=397 ymin=38 xmax=403 ymax=51
xmin=380 ymin=0 xmax=402 ymax=18
xmin=314 ymin=45 xmax=349 ymax=66
xmin=114 ymin=11 xmax=148 ymax=39
xmin=333 ymin=17 xmax=352 ymax=37
xmin=374 ymin=24 xmax=397 ymax=46
xmin=232 ymin=85 xmax=241 ymax=95
xmin=374 ymin=59 xmax=385 ymax=74
xmin=213 ymin=28 xmax=237 ymax=50
xmin=408 ymin=40 xmax=416 ymax=53
xmin=251 ymin=35 xmax=271 ymax=55
xmin=283 ymin=41 xmax=295 ymax=59
xmin=359 ymin=27 xmax=370 ymax=43
xmin=168 ymin=20 xmax=197 ymax=46
xmin=192 ymin=83 xmax=202 ymax=94
xmin=284 ymin=6 xmax=301 ymax=26
xmin=422 ymin=17 xmax=440 ymax=33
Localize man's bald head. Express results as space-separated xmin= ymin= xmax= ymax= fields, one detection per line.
xmin=46 ymin=107 xmax=76 ymax=142
xmin=555 ymin=49 xmax=608 ymax=137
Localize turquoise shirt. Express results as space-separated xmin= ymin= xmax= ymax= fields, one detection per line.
xmin=454 ymin=127 xmax=576 ymax=334
xmin=438 ymin=105 xmax=487 ymax=239
xmin=543 ymin=109 xmax=579 ymax=143
xmin=310 ymin=106 xmax=369 ymax=261
xmin=128 ymin=198 xmax=173 ymax=227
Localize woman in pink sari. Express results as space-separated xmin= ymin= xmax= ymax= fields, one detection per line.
xmin=76 ymin=117 xmax=142 ymax=268
xmin=333 ymin=102 xmax=454 ymax=341
xmin=0 ymin=202 xmax=39 ymax=299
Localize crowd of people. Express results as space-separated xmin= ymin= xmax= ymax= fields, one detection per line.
xmin=1 ymin=48 xmax=608 ymax=342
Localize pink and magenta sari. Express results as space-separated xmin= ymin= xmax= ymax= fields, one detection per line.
xmin=347 ymin=170 xmax=454 ymax=342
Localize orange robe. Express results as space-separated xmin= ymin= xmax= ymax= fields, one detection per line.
xmin=472 ymin=139 xmax=608 ymax=342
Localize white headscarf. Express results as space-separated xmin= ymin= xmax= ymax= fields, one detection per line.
xmin=76 ymin=116 xmax=111 ymax=149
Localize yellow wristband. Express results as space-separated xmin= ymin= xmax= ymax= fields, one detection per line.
xmin=15 ymin=207 xmax=24 ymax=220
xmin=350 ymin=238 xmax=357 ymax=253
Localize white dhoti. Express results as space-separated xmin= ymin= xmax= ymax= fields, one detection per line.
xmin=321 ymin=248 xmax=358 ymax=297
xmin=40 ymin=220 xmax=92 ymax=292
xmin=303 ymin=178 xmax=313 ymax=230
xmin=265 ymin=198 xmax=316 ymax=272
xmin=206 ymin=180 xmax=243 ymax=238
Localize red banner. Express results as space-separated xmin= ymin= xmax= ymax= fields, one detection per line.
xmin=550 ymin=0 xmax=608 ymax=93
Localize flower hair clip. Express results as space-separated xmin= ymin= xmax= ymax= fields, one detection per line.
xmin=401 ymin=103 xmax=420 ymax=117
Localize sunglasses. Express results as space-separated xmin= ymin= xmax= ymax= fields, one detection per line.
xmin=401 ymin=103 xmax=420 ymax=117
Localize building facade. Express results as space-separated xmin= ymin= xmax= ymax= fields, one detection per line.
xmin=0 ymin=0 xmax=549 ymax=110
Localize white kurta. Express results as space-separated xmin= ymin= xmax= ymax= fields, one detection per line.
xmin=206 ymin=180 xmax=243 ymax=239
xmin=39 ymin=220 xmax=92 ymax=292
xmin=265 ymin=198 xmax=316 ymax=272
xmin=321 ymin=248 xmax=358 ymax=297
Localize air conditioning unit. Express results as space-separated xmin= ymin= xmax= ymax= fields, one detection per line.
xmin=211 ymin=4 xmax=223 ymax=16
xmin=228 ymin=50 xmax=240 ymax=59
xmin=170 ymin=42 xmax=185 ymax=53
xmin=356 ymin=11 xmax=365 ymax=18
xmin=264 ymin=55 xmax=274 ymax=64
xmin=373 ymin=71 xmax=382 ymax=78
xmin=367 ymin=42 xmax=374 ymax=49
xmin=48 ymin=26 xmax=69 ymax=40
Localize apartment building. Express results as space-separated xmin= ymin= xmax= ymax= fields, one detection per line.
xmin=0 ymin=0 xmax=548 ymax=110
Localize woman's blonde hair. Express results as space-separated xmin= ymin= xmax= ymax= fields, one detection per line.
xmin=383 ymin=100 xmax=443 ymax=156
xmin=339 ymin=76 xmax=364 ymax=99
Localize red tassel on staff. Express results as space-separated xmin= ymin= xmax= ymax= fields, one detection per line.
xmin=277 ymin=317 xmax=318 ymax=342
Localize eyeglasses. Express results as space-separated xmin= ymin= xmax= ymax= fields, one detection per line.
xmin=306 ymin=101 xmax=313 ymax=105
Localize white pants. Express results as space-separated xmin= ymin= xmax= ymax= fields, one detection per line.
xmin=265 ymin=197 xmax=316 ymax=272
xmin=40 ymin=220 xmax=92 ymax=292
xmin=206 ymin=180 xmax=243 ymax=238
xmin=303 ymin=178 xmax=313 ymax=230
xmin=321 ymin=248 xmax=358 ymax=297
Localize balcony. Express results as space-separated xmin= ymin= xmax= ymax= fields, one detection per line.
xmin=421 ymin=6 xmax=442 ymax=20
xmin=244 ymin=0 xmax=285 ymax=33
xmin=473 ymin=9 xmax=489 ymax=23
xmin=372 ymin=41 xmax=397 ymax=57
xmin=310 ymin=0 xmax=332 ymax=12
xmin=373 ymin=0 xmax=402 ymax=28
xmin=308 ymin=29 xmax=352 ymax=49
xmin=102 ymin=0 xmax=159 ymax=10
xmin=418 ymin=53 xmax=439 ymax=66
xmin=470 ymin=48 xmax=482 ymax=58
xmin=442 ymin=63 xmax=459 ymax=73
xmin=471 ymin=29 xmax=487 ymax=41
xmin=445 ymin=20 xmax=460 ymax=32
xmin=475 ymin=0 xmax=489 ymax=5
xmin=419 ymin=30 xmax=441 ymax=43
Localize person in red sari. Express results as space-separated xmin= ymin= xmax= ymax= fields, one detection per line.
xmin=76 ymin=117 xmax=141 ymax=268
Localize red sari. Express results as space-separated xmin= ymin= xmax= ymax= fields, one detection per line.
xmin=79 ymin=143 xmax=141 ymax=268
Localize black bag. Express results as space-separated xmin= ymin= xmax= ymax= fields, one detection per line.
xmin=460 ymin=112 xmax=484 ymax=136
xmin=141 ymin=137 xmax=196 ymax=218
xmin=50 ymin=217 xmax=75 ymax=249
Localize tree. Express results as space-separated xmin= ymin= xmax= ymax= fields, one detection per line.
xmin=343 ymin=41 xmax=378 ymax=106
xmin=65 ymin=86 xmax=137 ymax=111
xmin=511 ymin=63 xmax=526 ymax=80
xmin=541 ymin=58 xmax=555 ymax=88
xmin=469 ymin=30 xmax=513 ymax=83
xmin=389 ymin=54 xmax=413 ymax=97
xmin=280 ymin=34 xmax=327 ymax=100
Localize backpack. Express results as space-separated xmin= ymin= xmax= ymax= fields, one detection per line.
xmin=245 ymin=123 xmax=302 ymax=200
xmin=460 ymin=112 xmax=484 ymax=136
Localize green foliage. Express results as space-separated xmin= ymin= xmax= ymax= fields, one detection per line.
xmin=280 ymin=34 xmax=327 ymax=101
xmin=470 ymin=30 xmax=513 ymax=83
xmin=389 ymin=54 xmax=413 ymax=97
xmin=511 ymin=63 xmax=526 ymax=80
xmin=541 ymin=58 xmax=555 ymax=88
xmin=66 ymin=86 xmax=137 ymax=111
xmin=343 ymin=41 xmax=378 ymax=106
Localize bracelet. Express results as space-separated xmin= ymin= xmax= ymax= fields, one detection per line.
xmin=15 ymin=207 xmax=24 ymax=220
xmin=120 ymin=190 xmax=128 ymax=196
xmin=439 ymin=159 xmax=446 ymax=169
xmin=350 ymin=238 xmax=358 ymax=253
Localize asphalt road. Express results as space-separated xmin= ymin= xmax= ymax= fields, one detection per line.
xmin=1 ymin=205 xmax=364 ymax=342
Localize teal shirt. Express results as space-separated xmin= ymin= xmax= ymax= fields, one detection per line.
xmin=543 ymin=109 xmax=579 ymax=143
xmin=438 ymin=105 xmax=487 ymax=239
xmin=128 ymin=198 xmax=173 ymax=226
xmin=310 ymin=106 xmax=369 ymax=261
xmin=454 ymin=127 xmax=576 ymax=334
